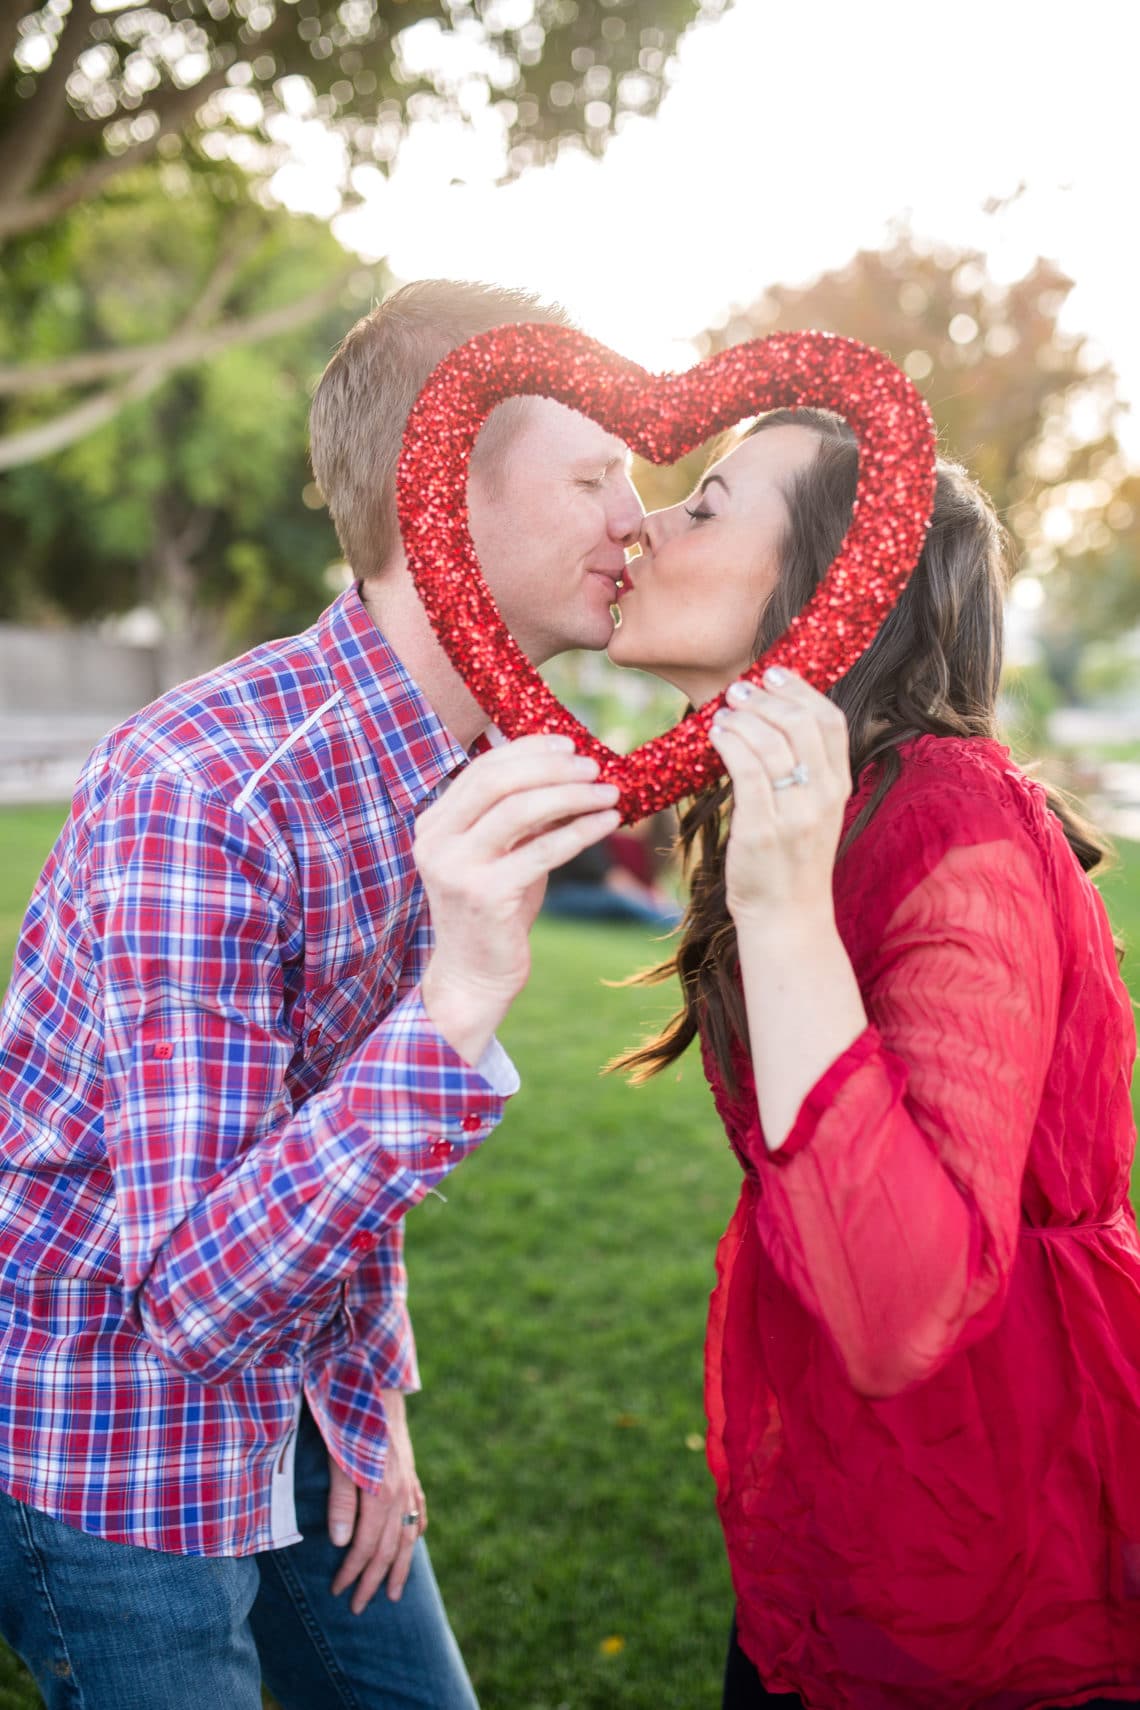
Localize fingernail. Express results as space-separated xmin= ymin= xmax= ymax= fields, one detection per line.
xmin=572 ymin=755 xmax=600 ymax=776
xmin=545 ymin=734 xmax=576 ymax=751
xmin=330 ymin=1523 xmax=351 ymax=1546
xmin=725 ymin=681 xmax=752 ymax=704
xmin=710 ymin=713 xmax=726 ymax=734
xmin=764 ymin=666 xmax=789 ymax=687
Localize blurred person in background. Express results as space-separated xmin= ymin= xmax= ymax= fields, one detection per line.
xmin=545 ymin=809 xmax=682 ymax=928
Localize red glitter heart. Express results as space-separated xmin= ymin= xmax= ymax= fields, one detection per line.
xmin=397 ymin=325 xmax=936 ymax=823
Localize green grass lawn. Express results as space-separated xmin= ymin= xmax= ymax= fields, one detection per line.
xmin=2 ymin=803 xmax=1140 ymax=1708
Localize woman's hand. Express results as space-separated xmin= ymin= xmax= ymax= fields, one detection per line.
xmin=709 ymin=665 xmax=867 ymax=1150
xmin=709 ymin=666 xmax=852 ymax=926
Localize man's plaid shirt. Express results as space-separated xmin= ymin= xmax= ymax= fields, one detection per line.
xmin=0 ymin=588 xmax=517 ymax=1555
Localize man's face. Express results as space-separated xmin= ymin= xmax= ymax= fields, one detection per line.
xmin=467 ymin=399 xmax=644 ymax=665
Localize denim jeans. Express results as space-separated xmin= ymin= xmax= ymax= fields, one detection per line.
xmin=0 ymin=1403 xmax=478 ymax=1709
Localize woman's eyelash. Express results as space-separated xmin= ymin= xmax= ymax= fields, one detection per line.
xmin=684 ymin=504 xmax=714 ymax=522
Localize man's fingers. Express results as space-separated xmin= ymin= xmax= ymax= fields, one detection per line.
xmin=331 ymin=1506 xmax=384 ymax=1597
xmin=500 ymin=806 xmax=621 ymax=888
xmin=349 ymin=1513 xmax=403 ymax=1615
xmin=385 ymin=1525 xmax=418 ymax=1603
xmin=326 ymin=1456 xmax=358 ymax=1550
xmin=420 ymin=738 xmax=598 ymax=835
xmin=462 ymin=780 xmax=619 ymax=860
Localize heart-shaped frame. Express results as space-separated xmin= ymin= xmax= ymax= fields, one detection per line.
xmin=397 ymin=324 xmax=936 ymax=822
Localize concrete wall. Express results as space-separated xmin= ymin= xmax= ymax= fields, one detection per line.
xmin=0 ymin=624 xmax=157 ymax=717
xmin=0 ymin=626 xmax=165 ymax=802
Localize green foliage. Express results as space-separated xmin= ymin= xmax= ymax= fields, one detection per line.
xmin=700 ymin=227 xmax=1138 ymax=649
xmin=0 ymin=169 xmax=353 ymax=647
xmin=542 ymin=649 xmax=687 ymax=754
xmin=3 ymin=3 xmax=730 ymax=213
xmin=999 ymin=662 xmax=1060 ymax=756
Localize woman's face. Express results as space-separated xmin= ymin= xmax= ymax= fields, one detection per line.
xmin=608 ymin=425 xmax=821 ymax=707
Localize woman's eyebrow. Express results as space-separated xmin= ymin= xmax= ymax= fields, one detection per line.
xmin=699 ymin=473 xmax=730 ymax=497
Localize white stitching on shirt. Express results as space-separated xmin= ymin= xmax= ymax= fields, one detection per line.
xmin=233 ymin=688 xmax=345 ymax=814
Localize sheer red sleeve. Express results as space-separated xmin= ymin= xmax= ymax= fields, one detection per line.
xmin=734 ymin=782 xmax=1062 ymax=1397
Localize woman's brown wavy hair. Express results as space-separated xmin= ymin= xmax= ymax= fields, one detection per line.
xmin=613 ymin=407 xmax=1117 ymax=1091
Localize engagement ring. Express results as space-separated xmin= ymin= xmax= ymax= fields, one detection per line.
xmin=401 ymin=1510 xmax=421 ymax=1527
xmin=772 ymin=762 xmax=810 ymax=790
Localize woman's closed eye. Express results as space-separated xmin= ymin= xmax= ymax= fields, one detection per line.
xmin=684 ymin=502 xmax=715 ymax=523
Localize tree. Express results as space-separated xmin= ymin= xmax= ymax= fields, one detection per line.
xmin=0 ymin=163 xmax=356 ymax=683
xmin=696 ymin=227 xmax=1135 ymax=668
xmin=0 ymin=0 xmax=729 ymax=467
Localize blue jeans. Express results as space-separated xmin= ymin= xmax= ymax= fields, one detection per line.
xmin=0 ymin=1403 xmax=478 ymax=1709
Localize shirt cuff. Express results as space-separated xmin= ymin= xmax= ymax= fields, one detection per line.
xmin=474 ymin=1035 xmax=520 ymax=1098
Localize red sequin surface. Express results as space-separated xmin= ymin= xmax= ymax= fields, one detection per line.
xmin=396 ymin=324 xmax=937 ymax=823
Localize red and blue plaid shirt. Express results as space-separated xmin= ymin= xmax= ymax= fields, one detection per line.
xmin=0 ymin=588 xmax=517 ymax=1556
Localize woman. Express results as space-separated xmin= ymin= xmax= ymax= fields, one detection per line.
xmin=609 ymin=409 xmax=1140 ymax=1709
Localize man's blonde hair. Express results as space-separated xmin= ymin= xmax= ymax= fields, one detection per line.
xmin=310 ymin=279 xmax=572 ymax=580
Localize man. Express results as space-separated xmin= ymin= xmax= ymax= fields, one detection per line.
xmin=0 ymin=280 xmax=642 ymax=1708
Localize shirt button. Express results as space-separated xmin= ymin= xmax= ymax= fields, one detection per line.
xmin=427 ymin=1138 xmax=453 ymax=1164
xmin=349 ymin=1230 xmax=378 ymax=1255
xmin=461 ymin=1114 xmax=482 ymax=1134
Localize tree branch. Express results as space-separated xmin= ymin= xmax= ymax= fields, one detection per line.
xmin=0 ymin=61 xmax=230 ymax=240
xmin=0 ymin=266 xmax=361 ymax=468
xmin=182 ymin=232 xmax=260 ymax=328
xmin=0 ymin=1 xmax=308 ymax=241
xmin=49 ymin=41 xmax=251 ymax=162
xmin=0 ymin=0 xmax=33 ymax=84
xmin=0 ymin=0 xmax=97 ymax=204
xmin=0 ymin=362 xmax=167 ymax=468
xmin=0 ymin=262 xmax=355 ymax=396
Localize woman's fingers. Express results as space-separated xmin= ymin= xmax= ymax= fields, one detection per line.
xmin=749 ymin=668 xmax=852 ymax=784
xmin=714 ymin=670 xmax=850 ymax=797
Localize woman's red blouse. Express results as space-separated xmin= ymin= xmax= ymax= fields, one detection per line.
xmin=701 ymin=736 xmax=1140 ymax=1709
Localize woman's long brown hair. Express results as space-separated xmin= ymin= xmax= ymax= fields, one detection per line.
xmin=613 ymin=408 xmax=1117 ymax=1091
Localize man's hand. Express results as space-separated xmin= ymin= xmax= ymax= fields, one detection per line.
xmin=416 ymin=734 xmax=620 ymax=1063
xmin=328 ymin=1391 xmax=426 ymax=1612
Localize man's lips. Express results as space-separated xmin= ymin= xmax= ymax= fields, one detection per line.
xmin=588 ymin=568 xmax=622 ymax=600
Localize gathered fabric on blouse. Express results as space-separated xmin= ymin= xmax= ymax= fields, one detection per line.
xmin=701 ymin=735 xmax=1140 ymax=1710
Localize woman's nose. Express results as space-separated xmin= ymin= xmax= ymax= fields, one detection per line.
xmin=638 ymin=506 xmax=675 ymax=557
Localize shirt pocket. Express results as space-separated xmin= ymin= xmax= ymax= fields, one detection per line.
xmin=296 ymin=960 xmax=399 ymax=1080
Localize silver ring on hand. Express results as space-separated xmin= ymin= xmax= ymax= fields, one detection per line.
xmin=771 ymin=761 xmax=810 ymax=791
xmin=401 ymin=1510 xmax=421 ymax=1527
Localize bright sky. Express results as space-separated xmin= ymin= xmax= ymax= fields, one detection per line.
xmin=274 ymin=0 xmax=1140 ymax=456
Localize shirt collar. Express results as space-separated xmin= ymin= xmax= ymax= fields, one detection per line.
xmin=316 ymin=586 xmax=468 ymax=817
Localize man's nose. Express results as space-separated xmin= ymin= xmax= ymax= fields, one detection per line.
xmin=609 ymin=483 xmax=645 ymax=547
